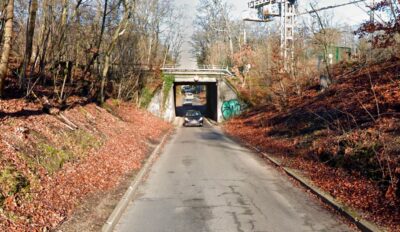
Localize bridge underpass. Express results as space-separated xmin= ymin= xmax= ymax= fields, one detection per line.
xmin=147 ymin=67 xmax=242 ymax=123
xmin=173 ymin=82 xmax=218 ymax=122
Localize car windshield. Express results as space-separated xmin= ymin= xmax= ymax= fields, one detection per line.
xmin=186 ymin=111 xmax=201 ymax=117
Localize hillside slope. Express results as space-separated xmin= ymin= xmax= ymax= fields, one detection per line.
xmin=0 ymin=99 xmax=171 ymax=231
xmin=224 ymin=59 xmax=400 ymax=231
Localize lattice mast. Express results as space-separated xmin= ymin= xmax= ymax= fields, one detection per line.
xmin=247 ymin=0 xmax=369 ymax=70
xmin=248 ymin=0 xmax=297 ymax=70
xmin=281 ymin=1 xmax=295 ymax=69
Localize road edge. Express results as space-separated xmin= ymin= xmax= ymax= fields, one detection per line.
xmin=211 ymin=123 xmax=384 ymax=232
xmin=101 ymin=130 xmax=172 ymax=232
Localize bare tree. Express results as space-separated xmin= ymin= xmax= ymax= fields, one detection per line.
xmin=0 ymin=0 xmax=184 ymax=102
xmin=192 ymin=0 xmax=235 ymax=66
xmin=100 ymin=0 xmax=134 ymax=104
xmin=309 ymin=4 xmax=336 ymax=82
xmin=84 ymin=0 xmax=108 ymax=75
xmin=161 ymin=4 xmax=185 ymax=66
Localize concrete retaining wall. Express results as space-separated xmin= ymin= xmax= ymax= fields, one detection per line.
xmin=147 ymin=87 xmax=175 ymax=122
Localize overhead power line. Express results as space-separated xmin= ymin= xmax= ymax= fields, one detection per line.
xmin=297 ymin=0 xmax=367 ymax=16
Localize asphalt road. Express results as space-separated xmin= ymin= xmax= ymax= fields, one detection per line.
xmin=114 ymin=122 xmax=352 ymax=232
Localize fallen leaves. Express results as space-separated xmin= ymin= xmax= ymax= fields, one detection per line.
xmin=0 ymin=99 xmax=172 ymax=231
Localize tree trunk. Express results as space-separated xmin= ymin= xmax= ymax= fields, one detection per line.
xmin=0 ymin=0 xmax=14 ymax=98
xmin=100 ymin=0 xmax=132 ymax=104
xmin=38 ymin=0 xmax=50 ymax=78
xmin=61 ymin=0 xmax=68 ymax=27
xmin=84 ymin=0 xmax=108 ymax=75
xmin=54 ymin=0 xmax=69 ymax=61
xmin=21 ymin=0 xmax=38 ymax=89
xmin=0 ymin=2 xmax=6 ymax=47
xmin=147 ymin=35 xmax=153 ymax=65
xmin=162 ymin=44 xmax=170 ymax=67
xmin=152 ymin=28 xmax=160 ymax=67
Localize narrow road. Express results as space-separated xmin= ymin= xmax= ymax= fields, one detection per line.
xmin=115 ymin=122 xmax=352 ymax=232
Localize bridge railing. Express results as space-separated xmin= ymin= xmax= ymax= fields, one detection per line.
xmin=197 ymin=65 xmax=229 ymax=70
xmin=161 ymin=65 xmax=234 ymax=77
xmin=162 ymin=64 xmax=180 ymax=69
xmin=162 ymin=64 xmax=229 ymax=70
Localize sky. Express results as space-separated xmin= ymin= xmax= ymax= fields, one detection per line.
xmin=174 ymin=0 xmax=372 ymax=68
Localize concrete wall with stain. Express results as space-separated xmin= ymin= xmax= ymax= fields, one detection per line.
xmin=147 ymin=87 xmax=175 ymax=122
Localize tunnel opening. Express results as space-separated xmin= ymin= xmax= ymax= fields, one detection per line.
xmin=174 ymin=82 xmax=218 ymax=122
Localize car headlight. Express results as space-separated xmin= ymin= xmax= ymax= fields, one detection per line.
xmin=185 ymin=118 xmax=189 ymax=121
xmin=199 ymin=117 xmax=203 ymax=121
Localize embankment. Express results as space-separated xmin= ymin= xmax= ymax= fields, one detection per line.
xmin=224 ymin=59 xmax=400 ymax=231
xmin=0 ymin=99 xmax=171 ymax=231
